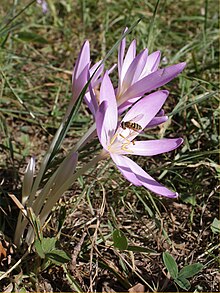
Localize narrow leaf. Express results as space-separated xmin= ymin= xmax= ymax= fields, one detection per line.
xmin=175 ymin=277 xmax=191 ymax=290
xmin=169 ymin=92 xmax=216 ymax=116
xmin=63 ymin=264 xmax=84 ymax=292
xmin=210 ymin=218 xmax=220 ymax=234
xmin=47 ymin=249 xmax=71 ymax=264
xmin=16 ymin=31 xmax=48 ymax=44
xmin=179 ymin=263 xmax=203 ymax=279
xmin=0 ymin=0 xmax=35 ymax=35
xmin=113 ymin=229 xmax=128 ymax=250
xmin=162 ymin=252 xmax=178 ymax=279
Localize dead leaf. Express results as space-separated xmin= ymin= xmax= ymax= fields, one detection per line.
xmin=0 ymin=241 xmax=7 ymax=259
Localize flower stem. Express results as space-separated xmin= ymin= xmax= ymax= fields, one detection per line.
xmin=26 ymin=150 xmax=108 ymax=244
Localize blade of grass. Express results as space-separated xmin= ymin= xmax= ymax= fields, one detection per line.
xmin=29 ymin=18 xmax=143 ymax=202
xmin=0 ymin=0 xmax=36 ymax=37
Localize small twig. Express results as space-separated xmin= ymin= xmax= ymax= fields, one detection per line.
xmin=71 ymin=232 xmax=87 ymax=271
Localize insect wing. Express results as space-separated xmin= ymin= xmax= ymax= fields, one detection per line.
xmin=130 ymin=114 xmax=144 ymax=123
xmin=121 ymin=114 xmax=144 ymax=125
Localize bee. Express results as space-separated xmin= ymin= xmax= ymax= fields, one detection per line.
xmin=121 ymin=121 xmax=142 ymax=132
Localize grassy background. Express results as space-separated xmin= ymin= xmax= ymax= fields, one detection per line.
xmin=0 ymin=0 xmax=219 ymax=291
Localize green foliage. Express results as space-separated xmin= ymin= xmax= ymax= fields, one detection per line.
xmin=113 ymin=229 xmax=128 ymax=250
xmin=163 ymin=252 xmax=203 ymax=290
xmin=211 ymin=218 xmax=220 ymax=234
xmin=163 ymin=252 xmax=178 ymax=279
xmin=178 ymin=263 xmax=204 ymax=279
xmin=174 ymin=278 xmax=191 ymax=291
xmin=113 ymin=230 xmax=156 ymax=253
xmin=16 ymin=31 xmax=49 ymax=44
xmin=34 ymin=237 xmax=71 ymax=269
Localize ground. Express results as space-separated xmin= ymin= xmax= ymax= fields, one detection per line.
xmin=0 ymin=0 xmax=219 ymax=292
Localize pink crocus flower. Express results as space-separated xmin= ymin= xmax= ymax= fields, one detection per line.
xmin=84 ymin=34 xmax=185 ymax=126
xmin=66 ymin=40 xmax=103 ymax=119
xmin=96 ymin=73 xmax=183 ymax=198
xmin=116 ymin=35 xmax=186 ymax=113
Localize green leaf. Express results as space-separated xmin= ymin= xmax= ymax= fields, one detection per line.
xmin=34 ymin=239 xmax=45 ymax=259
xmin=112 ymin=229 xmax=128 ymax=250
xmin=34 ymin=237 xmax=57 ymax=258
xmin=162 ymin=252 xmax=178 ymax=279
xmin=41 ymin=237 xmax=57 ymax=253
xmin=58 ymin=206 xmax=66 ymax=232
xmin=181 ymin=194 xmax=197 ymax=206
xmin=127 ymin=245 xmax=156 ymax=254
xmin=175 ymin=277 xmax=191 ymax=290
xmin=16 ymin=31 xmax=48 ymax=44
xmin=179 ymin=263 xmax=203 ymax=279
xmin=47 ymin=249 xmax=71 ymax=265
xmin=210 ymin=218 xmax=220 ymax=234
xmin=27 ymin=207 xmax=43 ymax=241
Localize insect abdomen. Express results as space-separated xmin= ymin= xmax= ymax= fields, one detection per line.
xmin=121 ymin=121 xmax=142 ymax=131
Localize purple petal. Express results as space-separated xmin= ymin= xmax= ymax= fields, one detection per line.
xmin=98 ymin=72 xmax=118 ymax=141
xmin=123 ymin=48 xmax=148 ymax=88
xmin=122 ymin=90 xmax=169 ymax=130
xmin=37 ymin=0 xmax=48 ymax=13
xmin=146 ymin=115 xmax=168 ymax=128
xmin=157 ymin=109 xmax=165 ymax=117
xmin=140 ymin=50 xmax=161 ymax=77
xmin=84 ymin=61 xmax=104 ymax=116
xmin=118 ymin=97 xmax=140 ymax=115
xmin=84 ymin=87 xmax=97 ymax=117
xmin=111 ymin=153 xmax=141 ymax=185
xmin=112 ymin=154 xmax=178 ymax=198
xmin=96 ymin=101 xmax=108 ymax=148
xmin=120 ymin=40 xmax=136 ymax=83
xmin=119 ymin=62 xmax=186 ymax=105
xmin=72 ymin=40 xmax=90 ymax=100
xmin=128 ymin=138 xmax=184 ymax=156
xmin=89 ymin=60 xmax=104 ymax=88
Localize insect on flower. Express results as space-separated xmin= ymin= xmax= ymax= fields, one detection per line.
xmin=121 ymin=120 xmax=142 ymax=131
xmin=96 ymin=73 xmax=184 ymax=198
xmin=119 ymin=115 xmax=143 ymax=146
xmin=120 ymin=114 xmax=143 ymax=132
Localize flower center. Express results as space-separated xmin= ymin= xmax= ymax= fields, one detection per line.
xmin=108 ymin=126 xmax=136 ymax=154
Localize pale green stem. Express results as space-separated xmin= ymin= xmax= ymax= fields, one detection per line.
xmin=14 ymin=123 xmax=96 ymax=246
xmin=25 ymin=150 xmax=109 ymax=244
xmin=14 ymin=208 xmax=27 ymax=246
xmin=14 ymin=123 xmax=65 ymax=246
xmin=31 ymin=123 xmax=97 ymax=218
xmin=27 ymin=122 xmax=65 ymax=206
xmin=40 ymin=150 xmax=108 ymax=223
